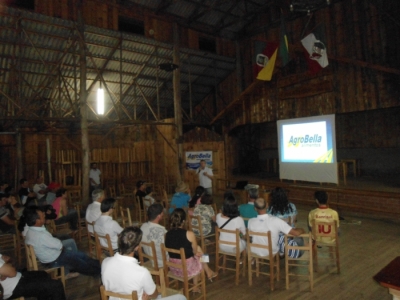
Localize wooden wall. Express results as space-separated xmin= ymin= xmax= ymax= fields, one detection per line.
xmin=31 ymin=0 xmax=235 ymax=57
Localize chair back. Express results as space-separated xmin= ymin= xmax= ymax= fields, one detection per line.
xmin=120 ymin=206 xmax=133 ymax=227
xmin=94 ymin=232 xmax=114 ymax=263
xmin=25 ymin=244 xmax=39 ymax=271
xmin=68 ymin=190 xmax=82 ymax=203
xmin=138 ymin=240 xmax=159 ymax=271
xmin=216 ymin=227 xmax=241 ymax=256
xmin=312 ymin=220 xmax=339 ymax=244
xmin=108 ymin=186 xmax=116 ymax=198
xmin=85 ymin=220 xmax=97 ymax=258
xmin=161 ymin=244 xmax=188 ymax=279
xmin=246 ymin=230 xmax=273 ymax=258
xmin=136 ymin=196 xmax=145 ymax=224
xmin=99 ymin=285 xmax=138 ymax=300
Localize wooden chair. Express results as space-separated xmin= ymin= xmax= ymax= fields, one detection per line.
xmin=94 ymin=232 xmax=115 ymax=263
xmin=161 ymin=244 xmax=206 ymax=300
xmin=312 ymin=220 xmax=340 ymax=274
xmin=120 ymin=206 xmax=133 ymax=227
xmin=0 ymin=232 xmax=17 ymax=258
xmin=285 ymin=232 xmax=314 ymax=291
xmin=246 ymin=230 xmax=280 ymax=290
xmin=85 ymin=220 xmax=97 ymax=259
xmin=100 ymin=285 xmax=138 ymax=300
xmin=119 ymin=183 xmax=134 ymax=199
xmin=14 ymin=222 xmax=25 ymax=266
xmin=47 ymin=220 xmax=76 ymax=239
xmin=215 ymin=227 xmax=246 ymax=285
xmin=25 ymin=244 xmax=66 ymax=290
xmin=135 ymin=196 xmax=146 ymax=224
xmin=138 ymin=241 xmax=159 ymax=272
xmin=73 ymin=202 xmax=86 ymax=242
xmin=188 ymin=215 xmax=216 ymax=255
xmin=108 ymin=186 xmax=116 ymax=198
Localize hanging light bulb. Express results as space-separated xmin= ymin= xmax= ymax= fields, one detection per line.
xmin=290 ymin=4 xmax=294 ymax=11
xmin=97 ymin=83 xmax=104 ymax=115
xmin=307 ymin=10 xmax=311 ymax=16
xmin=327 ymin=0 xmax=331 ymax=4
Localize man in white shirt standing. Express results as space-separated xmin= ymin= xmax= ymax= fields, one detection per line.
xmin=196 ymin=159 xmax=213 ymax=195
xmin=33 ymin=176 xmax=48 ymax=205
xmin=248 ymin=197 xmax=305 ymax=257
xmin=86 ymin=189 xmax=105 ymax=233
xmin=101 ymin=226 xmax=186 ymax=300
xmin=89 ymin=163 xmax=102 ymax=194
xmin=140 ymin=203 xmax=167 ymax=268
xmin=94 ymin=198 xmax=123 ymax=251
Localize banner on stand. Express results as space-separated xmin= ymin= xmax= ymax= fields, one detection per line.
xmin=185 ymin=151 xmax=213 ymax=170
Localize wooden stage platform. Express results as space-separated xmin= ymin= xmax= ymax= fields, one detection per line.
xmin=217 ymin=173 xmax=400 ymax=221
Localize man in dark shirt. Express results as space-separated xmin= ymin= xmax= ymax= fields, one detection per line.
xmin=18 ymin=178 xmax=36 ymax=206
xmin=135 ymin=180 xmax=147 ymax=209
xmin=0 ymin=194 xmax=15 ymax=233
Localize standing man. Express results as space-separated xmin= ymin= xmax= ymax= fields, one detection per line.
xmin=89 ymin=163 xmax=101 ymax=195
xmin=196 ymin=160 xmax=213 ymax=195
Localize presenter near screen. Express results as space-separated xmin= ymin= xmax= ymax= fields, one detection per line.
xmin=197 ymin=160 xmax=213 ymax=195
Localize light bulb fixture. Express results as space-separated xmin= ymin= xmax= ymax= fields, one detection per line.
xmin=97 ymin=83 xmax=104 ymax=115
xmin=290 ymin=4 xmax=294 ymax=11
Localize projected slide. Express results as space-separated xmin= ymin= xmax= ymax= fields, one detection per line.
xmin=282 ymin=121 xmax=333 ymax=163
xmin=277 ymin=114 xmax=337 ymax=184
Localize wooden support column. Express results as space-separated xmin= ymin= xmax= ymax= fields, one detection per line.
xmin=78 ymin=3 xmax=90 ymax=203
xmin=173 ymin=23 xmax=183 ymax=183
xmin=16 ymin=130 xmax=23 ymax=181
xmin=236 ymin=40 xmax=243 ymax=94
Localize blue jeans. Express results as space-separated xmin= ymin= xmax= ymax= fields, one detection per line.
xmin=49 ymin=239 xmax=100 ymax=276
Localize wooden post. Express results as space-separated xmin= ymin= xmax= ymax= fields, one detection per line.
xmin=16 ymin=130 xmax=23 ymax=181
xmin=173 ymin=23 xmax=183 ymax=183
xmin=236 ymin=40 xmax=243 ymax=94
xmin=78 ymin=3 xmax=90 ymax=203
xmin=46 ymin=138 xmax=52 ymax=182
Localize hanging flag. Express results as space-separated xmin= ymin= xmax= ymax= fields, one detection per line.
xmin=301 ymin=25 xmax=329 ymax=74
xmin=253 ymin=40 xmax=278 ymax=81
xmin=279 ymin=15 xmax=290 ymax=67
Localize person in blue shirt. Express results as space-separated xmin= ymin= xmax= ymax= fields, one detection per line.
xmin=239 ymin=184 xmax=259 ymax=227
xmin=169 ymin=182 xmax=191 ymax=214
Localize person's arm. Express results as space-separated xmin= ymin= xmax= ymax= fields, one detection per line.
xmin=0 ymin=215 xmax=15 ymax=226
xmin=141 ymin=269 xmax=158 ymax=300
xmin=288 ymin=227 xmax=305 ymax=236
xmin=187 ymin=230 xmax=201 ymax=257
xmin=60 ymin=199 xmax=68 ymax=217
xmin=0 ymin=262 xmax=17 ymax=279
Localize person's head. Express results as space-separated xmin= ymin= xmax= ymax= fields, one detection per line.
xmin=0 ymin=194 xmax=9 ymax=207
xmin=0 ymin=182 xmax=8 ymax=191
xmin=147 ymin=203 xmax=164 ymax=222
xmin=91 ymin=163 xmax=97 ymax=170
xmin=175 ymin=182 xmax=190 ymax=194
xmin=247 ymin=188 xmax=258 ymax=202
xmin=25 ymin=207 xmax=46 ymax=227
xmin=169 ymin=208 xmax=186 ymax=229
xmin=222 ymin=195 xmax=240 ymax=218
xmin=136 ymin=180 xmax=146 ymax=191
xmin=223 ymin=190 xmax=234 ymax=200
xmin=20 ymin=178 xmax=28 ymax=188
xmin=269 ymin=187 xmax=292 ymax=215
xmin=92 ymin=189 xmax=105 ymax=203
xmin=200 ymin=194 xmax=213 ymax=205
xmin=118 ymin=226 xmax=143 ymax=255
xmin=200 ymin=160 xmax=206 ymax=169
xmin=315 ymin=191 xmax=328 ymax=205
xmin=36 ymin=176 xmax=44 ymax=184
xmin=101 ymin=198 xmax=116 ymax=213
xmin=56 ymin=188 xmax=67 ymax=198
xmin=254 ymin=197 xmax=267 ymax=213
xmin=189 ymin=186 xmax=205 ymax=208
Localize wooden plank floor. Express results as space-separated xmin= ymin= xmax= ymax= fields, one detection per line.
xmin=59 ymin=208 xmax=399 ymax=300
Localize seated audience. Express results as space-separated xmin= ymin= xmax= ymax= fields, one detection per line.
xmin=168 ymin=182 xmax=191 ymax=214
xmin=216 ymin=195 xmax=247 ymax=254
xmin=53 ymin=188 xmax=79 ymax=231
xmin=248 ymin=197 xmax=305 ymax=258
xmin=239 ymin=184 xmax=259 ymax=227
xmin=0 ymin=182 xmax=12 ymax=195
xmin=188 ymin=186 xmax=205 ymax=216
xmin=308 ymin=190 xmax=340 ymax=244
xmin=94 ymin=198 xmax=123 ymax=251
xmin=18 ymin=178 xmax=36 ymax=206
xmin=24 ymin=207 xmax=101 ymax=278
xmin=268 ymin=187 xmax=297 ymax=227
xmin=135 ymin=180 xmax=154 ymax=209
xmin=165 ymin=209 xmax=217 ymax=290
xmin=33 ymin=176 xmax=48 ymax=205
xmin=0 ymin=194 xmax=15 ymax=233
xmin=86 ymin=189 xmax=105 ymax=233
xmin=0 ymin=253 xmax=66 ymax=300
xmin=140 ymin=203 xmax=167 ymax=268
xmin=192 ymin=194 xmax=216 ymax=236
xmin=102 ymin=226 xmax=186 ymax=300
xmin=46 ymin=182 xmax=61 ymax=205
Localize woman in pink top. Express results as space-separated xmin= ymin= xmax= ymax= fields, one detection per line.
xmin=53 ymin=188 xmax=79 ymax=230
xmin=188 ymin=186 xmax=205 ymax=216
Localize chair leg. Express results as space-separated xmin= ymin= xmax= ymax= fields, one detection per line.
xmin=270 ymin=258 xmax=275 ymax=291
xmin=242 ymin=251 xmax=246 ymax=278
xmin=276 ymin=255 xmax=280 ymax=281
xmin=313 ymin=244 xmax=318 ymax=272
xmin=201 ymin=269 xmax=206 ymax=300
xmin=223 ymin=255 xmax=227 ymax=272
xmin=248 ymin=254 xmax=252 ymax=286
xmin=256 ymin=259 xmax=259 ymax=277
xmin=336 ymin=246 xmax=340 ymax=274
xmin=235 ymin=255 xmax=239 ymax=285
xmin=285 ymin=254 xmax=289 ymax=290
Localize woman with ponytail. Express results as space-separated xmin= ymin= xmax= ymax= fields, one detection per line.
xmin=188 ymin=186 xmax=205 ymax=216
xmin=165 ymin=209 xmax=217 ymax=291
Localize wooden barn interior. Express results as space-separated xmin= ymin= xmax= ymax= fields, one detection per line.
xmin=0 ymin=0 xmax=399 ymax=299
